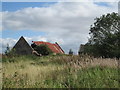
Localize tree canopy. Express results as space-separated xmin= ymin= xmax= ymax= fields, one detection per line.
xmin=84 ymin=12 xmax=120 ymax=58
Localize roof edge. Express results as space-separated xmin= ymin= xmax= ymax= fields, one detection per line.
xmin=55 ymin=42 xmax=64 ymax=53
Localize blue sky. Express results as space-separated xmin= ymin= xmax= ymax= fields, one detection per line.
xmin=94 ymin=2 xmax=111 ymax=7
xmin=2 ymin=30 xmax=46 ymax=38
xmin=2 ymin=2 xmax=56 ymax=12
xmin=2 ymin=2 xmax=109 ymax=12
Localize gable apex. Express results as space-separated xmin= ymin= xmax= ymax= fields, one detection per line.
xmin=13 ymin=36 xmax=33 ymax=55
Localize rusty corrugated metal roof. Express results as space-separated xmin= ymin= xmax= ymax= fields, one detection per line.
xmin=32 ymin=41 xmax=64 ymax=54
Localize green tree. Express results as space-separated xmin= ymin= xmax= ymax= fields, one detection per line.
xmin=69 ymin=49 xmax=73 ymax=55
xmin=34 ymin=44 xmax=53 ymax=56
xmin=86 ymin=12 xmax=120 ymax=58
xmin=5 ymin=44 xmax=10 ymax=55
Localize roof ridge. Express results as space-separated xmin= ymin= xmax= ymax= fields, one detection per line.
xmin=32 ymin=41 xmax=55 ymax=44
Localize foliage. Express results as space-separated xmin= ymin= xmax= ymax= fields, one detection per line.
xmin=4 ymin=44 xmax=17 ymax=57
xmin=4 ymin=44 xmax=10 ymax=55
xmin=69 ymin=49 xmax=73 ymax=55
xmin=84 ymin=12 xmax=120 ymax=58
xmin=31 ymin=43 xmax=37 ymax=48
xmin=33 ymin=44 xmax=53 ymax=56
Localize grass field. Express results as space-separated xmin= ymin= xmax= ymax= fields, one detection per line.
xmin=1 ymin=55 xmax=120 ymax=88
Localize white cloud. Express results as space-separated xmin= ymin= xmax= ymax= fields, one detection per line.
xmin=3 ymin=2 xmax=117 ymax=31
xmin=2 ymin=2 xmax=118 ymax=54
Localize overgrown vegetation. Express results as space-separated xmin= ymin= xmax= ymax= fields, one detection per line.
xmin=83 ymin=12 xmax=120 ymax=58
xmin=31 ymin=44 xmax=53 ymax=56
xmin=2 ymin=55 xmax=119 ymax=88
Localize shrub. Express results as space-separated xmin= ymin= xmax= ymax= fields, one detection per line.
xmin=34 ymin=44 xmax=53 ymax=56
xmin=69 ymin=49 xmax=73 ymax=55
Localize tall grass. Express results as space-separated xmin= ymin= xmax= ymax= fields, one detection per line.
xmin=2 ymin=55 xmax=119 ymax=88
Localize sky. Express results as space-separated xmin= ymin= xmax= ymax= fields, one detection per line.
xmin=1 ymin=1 xmax=118 ymax=54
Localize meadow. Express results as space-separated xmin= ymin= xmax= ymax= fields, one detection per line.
xmin=1 ymin=54 xmax=119 ymax=88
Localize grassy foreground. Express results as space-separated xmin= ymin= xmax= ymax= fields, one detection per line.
xmin=1 ymin=55 xmax=119 ymax=88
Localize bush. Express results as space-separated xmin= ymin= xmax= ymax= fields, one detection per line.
xmin=69 ymin=49 xmax=73 ymax=55
xmin=34 ymin=44 xmax=53 ymax=56
xmin=5 ymin=45 xmax=17 ymax=57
